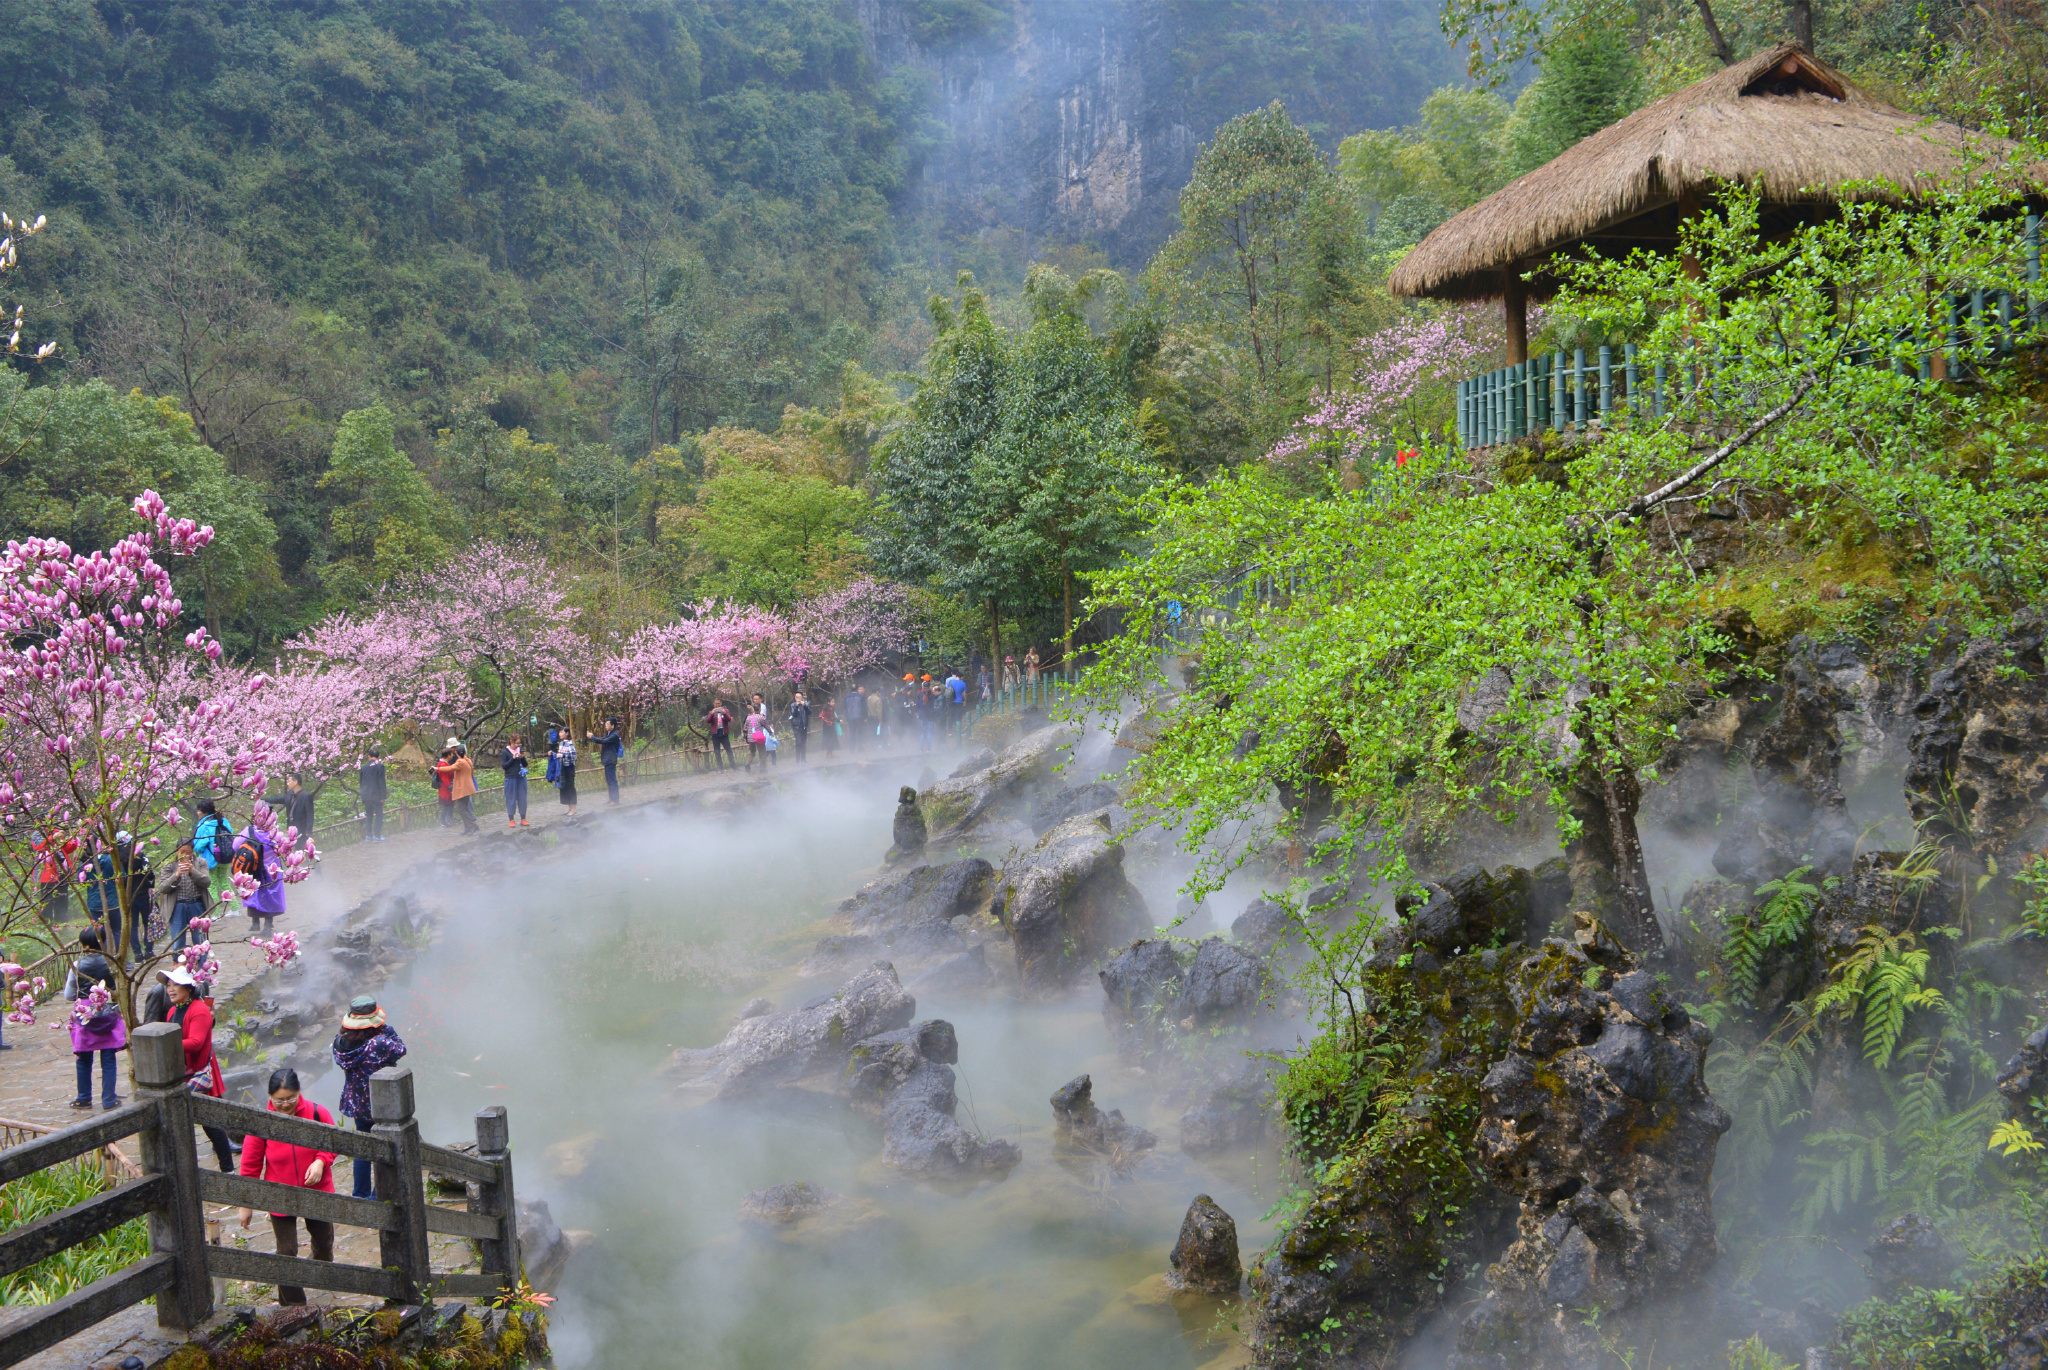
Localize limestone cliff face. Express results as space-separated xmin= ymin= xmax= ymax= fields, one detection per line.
xmin=861 ymin=0 xmax=1196 ymax=261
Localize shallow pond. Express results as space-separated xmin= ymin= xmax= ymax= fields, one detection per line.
xmin=298 ymin=768 xmax=1277 ymax=1370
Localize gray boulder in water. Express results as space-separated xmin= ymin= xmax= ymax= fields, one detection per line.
xmin=999 ymin=813 xmax=1149 ymax=989
xmin=846 ymin=1019 xmax=1019 ymax=1179
xmin=1178 ymin=1057 xmax=1275 ymax=1155
xmin=1167 ymin=1195 xmax=1242 ymax=1295
xmin=738 ymin=1181 xmax=839 ymax=1227
xmin=919 ymin=723 xmax=1076 ymax=843
xmin=1049 ymin=1073 xmax=1157 ymax=1162
xmin=668 ymin=962 xmax=916 ymax=1100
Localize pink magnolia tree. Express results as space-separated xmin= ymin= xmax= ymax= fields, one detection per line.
xmin=1270 ymin=306 xmax=1523 ymax=472
xmin=0 ymin=492 xmax=299 ymax=1022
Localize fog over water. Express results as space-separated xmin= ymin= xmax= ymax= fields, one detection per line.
xmin=298 ymin=766 xmax=1276 ymax=1369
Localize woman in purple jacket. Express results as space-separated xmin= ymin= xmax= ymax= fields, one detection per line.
xmin=234 ymin=801 xmax=286 ymax=935
xmin=330 ymin=996 xmax=407 ymax=1199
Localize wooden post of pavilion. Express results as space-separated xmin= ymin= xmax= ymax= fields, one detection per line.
xmin=1503 ymin=271 xmax=1528 ymax=364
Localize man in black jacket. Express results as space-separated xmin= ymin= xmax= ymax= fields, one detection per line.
xmin=283 ymin=774 xmax=317 ymax=868
xmin=788 ymin=693 xmax=811 ymax=763
xmin=358 ymin=750 xmax=388 ymax=842
xmin=592 ymin=719 xmax=624 ymax=803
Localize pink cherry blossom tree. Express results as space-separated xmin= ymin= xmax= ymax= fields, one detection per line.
xmin=1269 ymin=306 xmax=1525 ymax=473
xmin=0 ymin=492 xmax=290 ymax=1022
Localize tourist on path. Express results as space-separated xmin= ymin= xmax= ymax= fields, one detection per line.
xmin=142 ymin=965 xmax=173 ymax=1025
xmin=704 ymin=699 xmax=736 ymax=770
xmin=977 ymin=664 xmax=991 ymax=703
xmin=1024 ymin=646 xmax=1040 ymax=685
xmin=501 ymin=738 xmax=531 ymax=826
xmin=234 ymin=801 xmax=287 ymax=936
xmin=744 ymin=701 xmax=769 ymax=771
xmin=330 ymin=996 xmax=407 ymax=1200
xmin=155 ymin=841 xmax=211 ymax=953
xmin=788 ymin=692 xmax=811 ymax=762
xmin=283 ymin=774 xmax=317 ymax=870
xmin=915 ymin=677 xmax=936 ymax=752
xmin=236 ymin=1068 xmax=337 ymax=1304
xmin=947 ymin=669 xmax=966 ymax=708
xmin=358 ymin=750 xmax=387 ymax=843
xmin=167 ymin=967 xmax=236 ymax=1172
xmin=437 ymin=740 xmax=479 ymax=834
xmin=592 ymin=718 xmax=624 ymax=803
xmin=556 ymin=735 xmax=580 ymax=815
xmin=84 ymin=833 xmax=147 ymax=960
xmin=818 ymin=699 xmax=839 ymax=757
xmin=66 ymin=927 xmax=126 ymax=1110
xmin=434 ymin=743 xmax=457 ymax=827
xmin=840 ymin=686 xmax=865 ymax=753
xmin=33 ymin=828 xmax=75 ymax=924
xmin=194 ymin=801 xmax=233 ymax=900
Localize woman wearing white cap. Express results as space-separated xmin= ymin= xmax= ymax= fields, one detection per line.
xmin=166 ymin=968 xmax=237 ymax=1171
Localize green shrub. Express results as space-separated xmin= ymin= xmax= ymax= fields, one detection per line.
xmin=0 ymin=1161 xmax=150 ymax=1304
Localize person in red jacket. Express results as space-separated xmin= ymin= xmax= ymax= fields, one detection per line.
xmin=165 ymin=969 xmax=236 ymax=1172
xmin=235 ymin=1067 xmax=338 ymax=1305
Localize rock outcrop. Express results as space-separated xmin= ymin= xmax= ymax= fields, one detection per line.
xmin=1178 ymin=1057 xmax=1274 ymax=1155
xmin=1368 ymin=862 xmax=1543 ymax=970
xmin=999 ymin=812 xmax=1149 ymax=988
xmin=669 ymin=963 xmax=915 ymax=1099
xmin=919 ymin=723 xmax=1077 ymax=847
xmin=1167 ymin=1195 xmax=1242 ymax=1295
xmin=738 ymin=1181 xmax=840 ymax=1228
xmin=1864 ymin=1213 xmax=1956 ymax=1297
xmin=846 ymin=1018 xmax=1020 ymax=1179
xmin=808 ymin=858 xmax=1000 ymax=988
xmin=1450 ymin=942 xmax=1731 ymax=1369
xmin=1904 ymin=606 xmax=2048 ymax=859
xmin=1099 ymin=934 xmax=1273 ymax=1057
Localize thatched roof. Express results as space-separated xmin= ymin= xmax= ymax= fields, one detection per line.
xmin=1389 ymin=43 xmax=2029 ymax=302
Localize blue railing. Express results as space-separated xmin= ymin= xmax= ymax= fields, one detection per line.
xmin=1455 ymin=215 xmax=2046 ymax=451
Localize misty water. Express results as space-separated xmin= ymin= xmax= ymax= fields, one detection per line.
xmin=298 ymin=767 xmax=1273 ymax=1370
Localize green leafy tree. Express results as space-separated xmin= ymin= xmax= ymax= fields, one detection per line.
xmin=318 ymin=404 xmax=450 ymax=601
xmin=1084 ymin=175 xmax=2045 ymax=957
xmin=690 ymin=464 xmax=867 ymax=608
xmin=1146 ymin=102 xmax=1366 ymax=432
xmin=433 ymin=400 xmax=565 ymax=541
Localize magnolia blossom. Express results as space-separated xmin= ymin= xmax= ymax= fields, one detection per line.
xmin=250 ymin=930 xmax=300 ymax=968
xmin=56 ymin=982 xmax=113 ymax=1030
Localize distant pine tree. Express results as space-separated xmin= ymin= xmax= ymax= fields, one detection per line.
xmin=1505 ymin=26 xmax=1644 ymax=180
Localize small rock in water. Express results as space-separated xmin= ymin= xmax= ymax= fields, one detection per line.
xmin=1166 ymin=1195 xmax=1241 ymax=1295
xmin=891 ymin=786 xmax=928 ymax=857
xmin=1050 ymin=1073 xmax=1157 ymax=1164
xmin=735 ymin=997 xmax=772 ymax=1022
xmin=739 ymin=1181 xmax=840 ymax=1227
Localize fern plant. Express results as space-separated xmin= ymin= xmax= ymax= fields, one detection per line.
xmin=1723 ymin=865 xmax=1824 ymax=1009
xmin=1815 ymin=925 xmax=1947 ymax=1068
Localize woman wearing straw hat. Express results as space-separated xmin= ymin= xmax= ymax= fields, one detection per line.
xmin=330 ymin=996 xmax=407 ymax=1200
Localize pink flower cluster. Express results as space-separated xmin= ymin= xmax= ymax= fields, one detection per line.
xmin=57 ymin=981 xmax=113 ymax=1030
xmin=249 ymin=930 xmax=299 ymax=967
xmin=1269 ymin=307 xmax=1532 ymax=467
xmin=1 ymin=965 xmax=45 ymax=1026
xmin=598 ymin=577 xmax=913 ymax=707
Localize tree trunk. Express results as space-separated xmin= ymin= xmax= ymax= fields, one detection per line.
xmin=1693 ymin=0 xmax=1737 ymax=63
xmin=988 ymin=598 xmax=1002 ymax=679
xmin=1061 ymin=561 xmax=1074 ymax=668
xmin=1564 ymin=739 xmax=1663 ymax=957
xmin=1788 ymin=0 xmax=1814 ymax=52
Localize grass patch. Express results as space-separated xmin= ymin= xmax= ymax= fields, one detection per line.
xmin=0 ymin=1160 xmax=150 ymax=1305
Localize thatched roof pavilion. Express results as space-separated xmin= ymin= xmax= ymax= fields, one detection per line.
xmin=1389 ymin=42 xmax=2027 ymax=361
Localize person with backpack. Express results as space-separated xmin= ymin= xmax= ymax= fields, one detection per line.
xmin=194 ymin=801 xmax=233 ymax=900
xmin=591 ymin=717 xmax=624 ymax=803
xmin=744 ymin=700 xmax=769 ymax=772
xmin=358 ymin=750 xmax=387 ymax=842
xmin=500 ymin=737 xmax=530 ymax=827
xmin=155 ymin=841 xmax=212 ymax=953
xmin=788 ymin=693 xmax=811 ymax=763
xmin=66 ymin=927 xmax=127 ymax=1110
xmin=235 ymin=1068 xmax=338 ymax=1303
xmin=556 ymin=734 xmax=579 ymax=815
xmin=704 ymin=699 xmax=736 ymax=770
xmin=235 ymin=801 xmax=286 ymax=935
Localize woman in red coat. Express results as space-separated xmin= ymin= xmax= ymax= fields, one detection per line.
xmin=236 ymin=1067 xmax=338 ymax=1305
xmin=165 ymin=969 xmax=236 ymax=1172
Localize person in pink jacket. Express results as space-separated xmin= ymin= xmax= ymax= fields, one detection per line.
xmin=235 ymin=1067 xmax=338 ymax=1304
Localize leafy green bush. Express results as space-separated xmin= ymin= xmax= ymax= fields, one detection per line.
xmin=1832 ymin=1249 xmax=2048 ymax=1369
